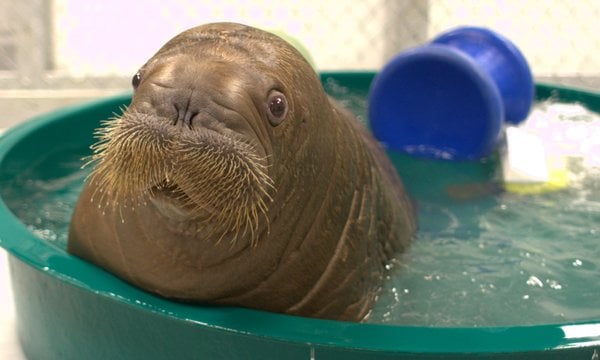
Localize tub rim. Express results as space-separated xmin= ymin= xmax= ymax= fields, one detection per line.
xmin=0 ymin=72 xmax=599 ymax=355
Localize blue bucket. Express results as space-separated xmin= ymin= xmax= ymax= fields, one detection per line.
xmin=433 ymin=27 xmax=534 ymax=125
xmin=369 ymin=27 xmax=534 ymax=160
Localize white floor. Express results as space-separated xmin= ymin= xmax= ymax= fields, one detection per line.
xmin=1 ymin=126 xmax=25 ymax=358
xmin=0 ymin=249 xmax=27 ymax=359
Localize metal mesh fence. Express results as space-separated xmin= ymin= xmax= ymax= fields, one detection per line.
xmin=0 ymin=0 xmax=598 ymax=126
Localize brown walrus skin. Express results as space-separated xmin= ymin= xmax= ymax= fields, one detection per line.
xmin=68 ymin=22 xmax=416 ymax=322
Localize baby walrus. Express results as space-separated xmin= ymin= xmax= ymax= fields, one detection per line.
xmin=68 ymin=22 xmax=416 ymax=321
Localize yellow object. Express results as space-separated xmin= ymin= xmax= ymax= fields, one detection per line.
xmin=504 ymin=167 xmax=569 ymax=195
xmin=501 ymin=126 xmax=570 ymax=195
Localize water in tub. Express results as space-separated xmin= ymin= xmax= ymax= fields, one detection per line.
xmin=1 ymin=82 xmax=599 ymax=327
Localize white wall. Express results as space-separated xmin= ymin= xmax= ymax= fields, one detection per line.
xmin=52 ymin=0 xmax=599 ymax=78
xmin=53 ymin=0 xmax=422 ymax=76
xmin=428 ymin=0 xmax=600 ymax=76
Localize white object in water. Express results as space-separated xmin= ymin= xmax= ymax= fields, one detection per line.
xmin=502 ymin=126 xmax=550 ymax=183
xmin=501 ymin=125 xmax=570 ymax=194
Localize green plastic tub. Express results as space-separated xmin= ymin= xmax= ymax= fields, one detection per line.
xmin=0 ymin=72 xmax=599 ymax=359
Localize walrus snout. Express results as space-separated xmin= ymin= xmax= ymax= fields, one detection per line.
xmin=89 ymin=101 xmax=274 ymax=246
xmin=132 ymin=86 xmax=229 ymax=132
xmin=129 ymin=59 xmax=270 ymax=163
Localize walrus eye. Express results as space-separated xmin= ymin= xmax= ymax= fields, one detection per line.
xmin=267 ymin=91 xmax=288 ymax=126
xmin=132 ymin=72 xmax=142 ymax=90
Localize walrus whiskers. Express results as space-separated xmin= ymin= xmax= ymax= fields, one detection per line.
xmin=172 ymin=133 xmax=274 ymax=246
xmin=88 ymin=109 xmax=274 ymax=246
xmin=89 ymin=111 xmax=172 ymax=209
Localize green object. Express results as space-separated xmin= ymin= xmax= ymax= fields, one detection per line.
xmin=0 ymin=73 xmax=599 ymax=359
xmin=268 ymin=29 xmax=317 ymax=69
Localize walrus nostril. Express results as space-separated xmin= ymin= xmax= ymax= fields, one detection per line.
xmin=173 ymin=103 xmax=198 ymax=129
xmin=188 ymin=111 xmax=199 ymax=129
xmin=173 ymin=104 xmax=182 ymax=126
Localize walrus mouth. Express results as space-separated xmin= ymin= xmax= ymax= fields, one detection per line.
xmin=88 ymin=110 xmax=274 ymax=245
xmin=150 ymin=181 xmax=193 ymax=210
xmin=146 ymin=181 xmax=201 ymax=224
xmin=148 ymin=180 xmax=222 ymax=219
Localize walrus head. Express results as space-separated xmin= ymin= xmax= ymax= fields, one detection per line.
xmin=89 ymin=23 xmax=327 ymax=246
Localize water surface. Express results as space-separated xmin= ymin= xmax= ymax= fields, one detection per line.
xmin=1 ymin=85 xmax=599 ymax=327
